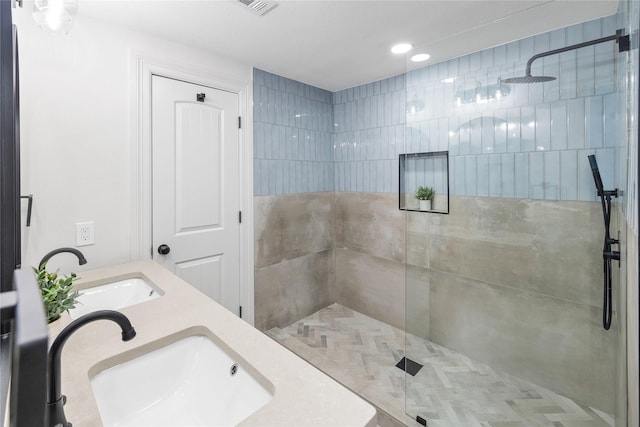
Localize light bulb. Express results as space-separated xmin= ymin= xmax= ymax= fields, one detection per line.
xmin=391 ymin=43 xmax=413 ymax=54
xmin=32 ymin=0 xmax=78 ymax=35
xmin=411 ymin=53 xmax=430 ymax=63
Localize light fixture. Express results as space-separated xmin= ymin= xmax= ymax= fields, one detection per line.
xmin=406 ymin=96 xmax=424 ymax=115
xmin=410 ymin=53 xmax=430 ymax=63
xmin=32 ymin=0 xmax=78 ymax=35
xmin=454 ymin=79 xmax=511 ymax=106
xmin=391 ymin=43 xmax=413 ymax=54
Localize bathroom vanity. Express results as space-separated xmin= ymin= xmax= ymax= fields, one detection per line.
xmin=48 ymin=261 xmax=377 ymax=427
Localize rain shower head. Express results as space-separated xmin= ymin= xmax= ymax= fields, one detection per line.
xmin=502 ymin=74 xmax=556 ymax=84
xmin=503 ymin=30 xmax=629 ymax=84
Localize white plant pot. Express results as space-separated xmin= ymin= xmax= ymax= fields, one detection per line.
xmin=419 ymin=200 xmax=431 ymax=210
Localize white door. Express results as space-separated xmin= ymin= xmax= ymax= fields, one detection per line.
xmin=151 ymin=75 xmax=240 ymax=315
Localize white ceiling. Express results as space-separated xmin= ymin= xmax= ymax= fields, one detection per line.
xmin=79 ymin=0 xmax=618 ymax=91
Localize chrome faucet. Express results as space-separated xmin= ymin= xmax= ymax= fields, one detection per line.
xmin=47 ymin=310 xmax=136 ymax=427
xmin=39 ymin=247 xmax=87 ymax=270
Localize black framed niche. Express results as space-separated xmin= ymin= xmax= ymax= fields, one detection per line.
xmin=399 ymin=151 xmax=449 ymax=214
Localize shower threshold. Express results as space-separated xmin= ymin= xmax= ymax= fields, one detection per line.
xmin=266 ymin=303 xmax=614 ymax=427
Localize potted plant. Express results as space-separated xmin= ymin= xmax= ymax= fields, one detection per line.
xmin=33 ymin=262 xmax=79 ymax=323
xmin=414 ymin=186 xmax=435 ymax=210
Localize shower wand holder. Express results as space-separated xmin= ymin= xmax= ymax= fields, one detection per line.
xmin=604 ymin=249 xmax=620 ymax=261
xmin=597 ymin=188 xmax=620 ymax=198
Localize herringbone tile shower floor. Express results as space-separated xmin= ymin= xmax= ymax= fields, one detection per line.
xmin=266 ymin=303 xmax=614 ymax=427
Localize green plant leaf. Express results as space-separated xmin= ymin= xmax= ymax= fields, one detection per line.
xmin=34 ymin=263 xmax=80 ymax=323
xmin=414 ymin=186 xmax=435 ymax=200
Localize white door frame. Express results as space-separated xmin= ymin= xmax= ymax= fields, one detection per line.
xmin=128 ymin=51 xmax=255 ymax=326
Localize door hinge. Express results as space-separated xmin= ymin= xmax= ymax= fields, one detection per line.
xmin=238 ymin=116 xmax=242 ymax=129
xmin=238 ymin=211 xmax=242 ymax=223
xmin=239 ymin=306 xmax=243 ymax=318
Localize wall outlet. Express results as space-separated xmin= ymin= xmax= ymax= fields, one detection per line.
xmin=76 ymin=222 xmax=94 ymax=246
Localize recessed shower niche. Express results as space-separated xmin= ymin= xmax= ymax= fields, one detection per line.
xmin=399 ymin=151 xmax=449 ymax=214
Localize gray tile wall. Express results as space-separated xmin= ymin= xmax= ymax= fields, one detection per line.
xmin=614 ymin=207 xmax=629 ymax=426
xmin=334 ymin=192 xmax=406 ymax=330
xmin=406 ymin=196 xmax=617 ymax=413
xmin=333 ymin=191 xmax=619 ymax=412
xmin=254 ymin=193 xmax=335 ymax=331
xmin=626 ymin=228 xmax=638 ymax=426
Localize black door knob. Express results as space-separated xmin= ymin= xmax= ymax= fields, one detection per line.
xmin=157 ymin=244 xmax=171 ymax=255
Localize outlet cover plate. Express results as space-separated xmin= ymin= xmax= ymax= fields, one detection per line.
xmin=76 ymin=222 xmax=94 ymax=246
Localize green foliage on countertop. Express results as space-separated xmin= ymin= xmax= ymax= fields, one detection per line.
xmin=34 ymin=262 xmax=79 ymax=323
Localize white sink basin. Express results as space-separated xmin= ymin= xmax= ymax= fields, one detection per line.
xmin=69 ymin=277 xmax=162 ymax=319
xmin=90 ymin=335 xmax=273 ymax=426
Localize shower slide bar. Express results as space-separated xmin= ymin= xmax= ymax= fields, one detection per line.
xmin=588 ymin=155 xmax=620 ymax=331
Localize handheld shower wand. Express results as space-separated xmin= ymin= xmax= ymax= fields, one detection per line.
xmin=587 ymin=155 xmax=620 ymax=330
xmin=587 ymin=155 xmax=605 ymax=196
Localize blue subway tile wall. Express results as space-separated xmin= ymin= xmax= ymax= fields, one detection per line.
xmin=253 ymin=69 xmax=334 ymax=196
xmin=255 ymin=15 xmax=627 ymax=202
xmin=333 ymin=74 xmax=406 ymax=196
xmin=332 ymin=14 xmax=624 ymax=201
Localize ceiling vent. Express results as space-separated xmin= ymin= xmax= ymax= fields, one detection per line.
xmin=237 ymin=0 xmax=278 ymax=16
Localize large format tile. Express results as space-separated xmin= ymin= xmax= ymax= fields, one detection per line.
xmin=627 ymin=227 xmax=639 ymax=427
xmin=613 ymin=209 xmax=629 ymax=426
xmin=335 ymin=192 xmax=406 ymax=263
xmin=254 ymin=250 xmax=334 ymax=331
xmin=406 ymin=264 xmax=430 ymax=340
xmin=254 ymin=193 xmax=334 ymax=268
xmin=426 ymin=197 xmax=604 ymax=307
xmin=406 ymin=212 xmax=430 ymax=270
xmin=335 ymin=248 xmax=405 ymax=330
xmin=428 ymin=269 xmax=617 ymax=413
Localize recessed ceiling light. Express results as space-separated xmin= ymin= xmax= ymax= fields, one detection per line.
xmin=411 ymin=53 xmax=431 ymax=62
xmin=391 ymin=43 xmax=413 ymax=54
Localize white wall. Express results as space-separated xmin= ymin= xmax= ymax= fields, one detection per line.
xmin=13 ymin=5 xmax=252 ymax=274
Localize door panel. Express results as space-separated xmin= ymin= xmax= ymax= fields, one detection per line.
xmin=175 ymin=103 xmax=222 ymax=232
xmin=152 ymin=75 xmax=240 ymax=314
xmin=175 ymin=255 xmax=223 ymax=302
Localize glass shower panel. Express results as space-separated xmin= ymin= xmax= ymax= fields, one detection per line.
xmin=404 ymin=12 xmax=630 ymax=426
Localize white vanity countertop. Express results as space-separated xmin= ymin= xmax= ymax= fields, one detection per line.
xmin=50 ymin=260 xmax=377 ymax=427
